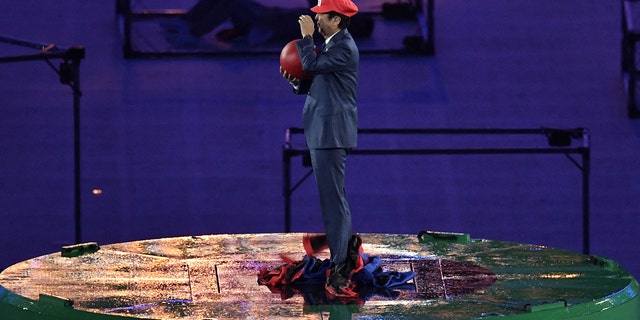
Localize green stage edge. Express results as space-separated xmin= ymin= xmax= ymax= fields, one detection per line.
xmin=1 ymin=232 xmax=639 ymax=320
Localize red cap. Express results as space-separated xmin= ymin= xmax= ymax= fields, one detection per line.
xmin=310 ymin=0 xmax=359 ymax=17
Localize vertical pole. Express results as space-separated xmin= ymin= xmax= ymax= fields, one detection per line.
xmin=63 ymin=46 xmax=85 ymax=244
xmin=122 ymin=0 xmax=133 ymax=58
xmin=582 ymin=131 xmax=590 ymax=255
xmin=427 ymin=0 xmax=435 ymax=54
xmin=72 ymin=57 xmax=82 ymax=244
xmin=629 ymin=25 xmax=637 ymax=115
xmin=283 ymin=128 xmax=292 ymax=233
xmin=283 ymin=146 xmax=292 ymax=233
xmin=622 ymin=0 xmax=628 ymax=73
xmin=624 ymin=0 xmax=640 ymax=117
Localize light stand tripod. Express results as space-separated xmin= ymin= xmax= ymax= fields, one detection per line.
xmin=0 ymin=35 xmax=85 ymax=244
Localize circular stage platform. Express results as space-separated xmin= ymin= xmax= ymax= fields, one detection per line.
xmin=0 ymin=232 xmax=638 ymax=319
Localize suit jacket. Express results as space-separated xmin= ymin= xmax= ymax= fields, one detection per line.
xmin=295 ymin=29 xmax=359 ymax=149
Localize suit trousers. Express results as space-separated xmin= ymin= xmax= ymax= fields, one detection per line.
xmin=309 ymin=148 xmax=352 ymax=265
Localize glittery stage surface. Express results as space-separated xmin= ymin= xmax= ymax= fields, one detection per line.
xmin=0 ymin=233 xmax=638 ymax=319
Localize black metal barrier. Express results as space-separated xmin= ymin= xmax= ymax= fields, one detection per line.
xmin=116 ymin=0 xmax=435 ymax=58
xmin=0 ymin=36 xmax=85 ymax=244
xmin=282 ymin=127 xmax=591 ymax=254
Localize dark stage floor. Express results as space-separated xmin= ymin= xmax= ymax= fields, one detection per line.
xmin=1 ymin=233 xmax=638 ymax=319
xmin=0 ymin=0 xmax=639 ymax=285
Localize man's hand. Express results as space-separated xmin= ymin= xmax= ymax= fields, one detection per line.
xmin=280 ymin=66 xmax=300 ymax=86
xmin=298 ymin=15 xmax=315 ymax=38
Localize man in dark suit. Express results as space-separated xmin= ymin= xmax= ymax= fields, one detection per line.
xmin=281 ymin=0 xmax=360 ymax=298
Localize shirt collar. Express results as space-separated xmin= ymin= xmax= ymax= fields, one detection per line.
xmin=324 ymin=29 xmax=341 ymax=46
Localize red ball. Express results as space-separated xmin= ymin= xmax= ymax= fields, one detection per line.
xmin=280 ymin=39 xmax=311 ymax=80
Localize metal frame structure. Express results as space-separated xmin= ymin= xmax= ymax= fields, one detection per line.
xmin=0 ymin=36 xmax=85 ymax=244
xmin=116 ymin=0 xmax=435 ymax=58
xmin=282 ymin=127 xmax=591 ymax=254
xmin=622 ymin=0 xmax=640 ymax=118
